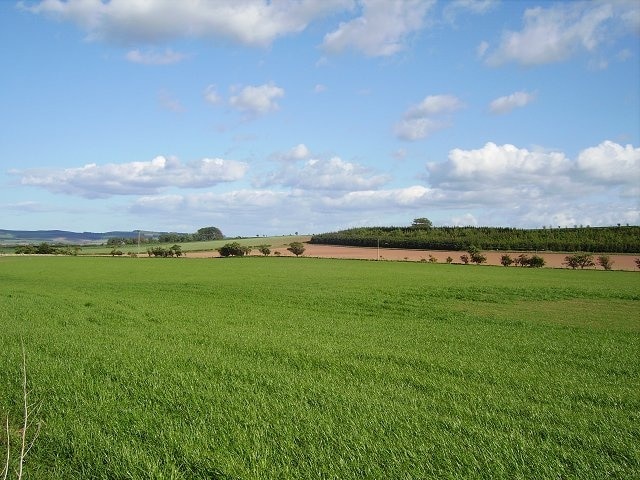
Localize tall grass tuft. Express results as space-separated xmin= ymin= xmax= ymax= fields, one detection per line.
xmin=2 ymin=342 xmax=42 ymax=480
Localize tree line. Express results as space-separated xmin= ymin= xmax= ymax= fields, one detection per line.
xmin=216 ymin=242 xmax=305 ymax=257
xmin=14 ymin=243 xmax=81 ymax=255
xmin=106 ymin=226 xmax=223 ymax=246
xmin=310 ymin=222 xmax=640 ymax=254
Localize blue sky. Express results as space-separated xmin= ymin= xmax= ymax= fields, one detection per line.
xmin=1 ymin=0 xmax=638 ymax=236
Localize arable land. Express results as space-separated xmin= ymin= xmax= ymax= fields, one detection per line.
xmin=187 ymin=240 xmax=639 ymax=271
xmin=1 ymin=256 xmax=638 ymax=479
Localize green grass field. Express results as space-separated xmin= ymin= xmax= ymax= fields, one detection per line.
xmin=1 ymin=256 xmax=638 ymax=479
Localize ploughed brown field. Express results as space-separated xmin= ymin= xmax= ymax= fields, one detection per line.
xmin=187 ymin=243 xmax=639 ymax=271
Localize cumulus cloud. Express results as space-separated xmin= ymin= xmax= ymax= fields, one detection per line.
xmin=12 ymin=156 xmax=249 ymax=198
xmin=427 ymin=142 xmax=572 ymax=188
xmin=125 ymin=48 xmax=187 ymax=65
xmin=395 ymin=94 xmax=464 ymax=141
xmin=576 ymin=140 xmax=640 ymax=185
xmin=489 ymin=91 xmax=536 ymax=114
xmin=229 ymin=83 xmax=284 ymax=115
xmin=287 ymin=144 xmax=311 ymax=161
xmin=322 ymin=0 xmax=435 ymax=57
xmin=261 ymin=155 xmax=390 ymax=191
xmin=133 ymin=189 xmax=287 ymax=214
xmin=320 ymin=185 xmax=437 ymax=210
xmin=23 ymin=0 xmax=354 ymax=47
xmin=485 ymin=2 xmax=639 ymax=66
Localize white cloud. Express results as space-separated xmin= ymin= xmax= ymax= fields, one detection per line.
xmin=133 ymin=189 xmax=287 ymax=214
xmin=427 ymin=142 xmax=572 ymax=187
xmin=616 ymin=48 xmax=633 ymax=61
xmin=476 ymin=40 xmax=489 ymax=58
xmin=203 ymin=85 xmax=221 ymax=105
xmin=395 ymin=94 xmax=464 ymax=141
xmin=322 ymin=0 xmax=435 ymax=57
xmin=9 ymin=141 xmax=639 ymax=233
xmin=320 ymin=185 xmax=436 ymax=210
xmin=405 ymin=94 xmax=464 ymax=118
xmin=450 ymin=213 xmax=478 ymax=227
xmin=114 ymin=140 xmax=640 ymax=233
xmin=418 ymin=141 xmax=639 ymax=225
xmin=395 ymin=118 xmax=450 ymax=142
xmin=23 ymin=0 xmax=354 ymax=47
xmin=576 ymin=140 xmax=640 ymax=185
xmin=125 ymin=48 xmax=187 ymax=65
xmin=288 ymin=144 xmax=311 ymax=161
xmin=13 ymin=156 xmax=249 ymax=198
xmin=261 ymin=156 xmax=390 ymax=191
xmin=486 ymin=2 xmax=638 ymax=66
xmin=314 ymin=84 xmax=327 ymax=93
xmin=229 ymin=83 xmax=284 ymax=115
xmin=443 ymin=0 xmax=497 ymax=23
xmin=489 ymin=91 xmax=536 ymax=114
xmin=158 ymin=90 xmax=184 ymax=113
xmin=322 ymin=185 xmax=440 ymax=211
xmin=270 ymin=143 xmax=312 ymax=163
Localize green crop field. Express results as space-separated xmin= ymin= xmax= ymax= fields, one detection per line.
xmin=1 ymin=256 xmax=639 ymax=479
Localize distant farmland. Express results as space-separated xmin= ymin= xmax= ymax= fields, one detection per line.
xmin=1 ymin=256 xmax=639 ymax=478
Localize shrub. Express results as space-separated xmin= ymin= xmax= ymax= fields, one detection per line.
xmin=500 ymin=254 xmax=513 ymax=267
xmin=564 ymin=253 xmax=595 ymax=269
xmin=527 ymin=255 xmax=545 ymax=268
xmin=149 ymin=247 xmax=173 ymax=257
xmin=287 ymin=242 xmax=305 ymax=257
xmin=597 ymin=255 xmax=613 ymax=270
xmin=468 ymin=246 xmax=486 ymax=264
xmin=514 ymin=254 xmax=529 ymax=267
xmin=445 ymin=256 xmax=453 ymax=264
xmin=217 ymin=242 xmax=246 ymax=257
xmin=258 ymin=245 xmax=271 ymax=256
xmin=460 ymin=254 xmax=469 ymax=264
xmin=15 ymin=245 xmax=37 ymax=254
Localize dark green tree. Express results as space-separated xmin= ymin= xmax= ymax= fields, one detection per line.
xmin=258 ymin=245 xmax=271 ymax=256
xmin=287 ymin=242 xmax=305 ymax=257
xmin=411 ymin=217 xmax=433 ymax=229
xmin=196 ymin=227 xmax=224 ymax=241
xmin=217 ymin=242 xmax=246 ymax=257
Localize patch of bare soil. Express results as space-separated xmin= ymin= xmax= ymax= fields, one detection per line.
xmin=186 ymin=244 xmax=639 ymax=271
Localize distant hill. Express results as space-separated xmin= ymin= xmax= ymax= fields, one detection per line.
xmin=0 ymin=229 xmax=165 ymax=245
